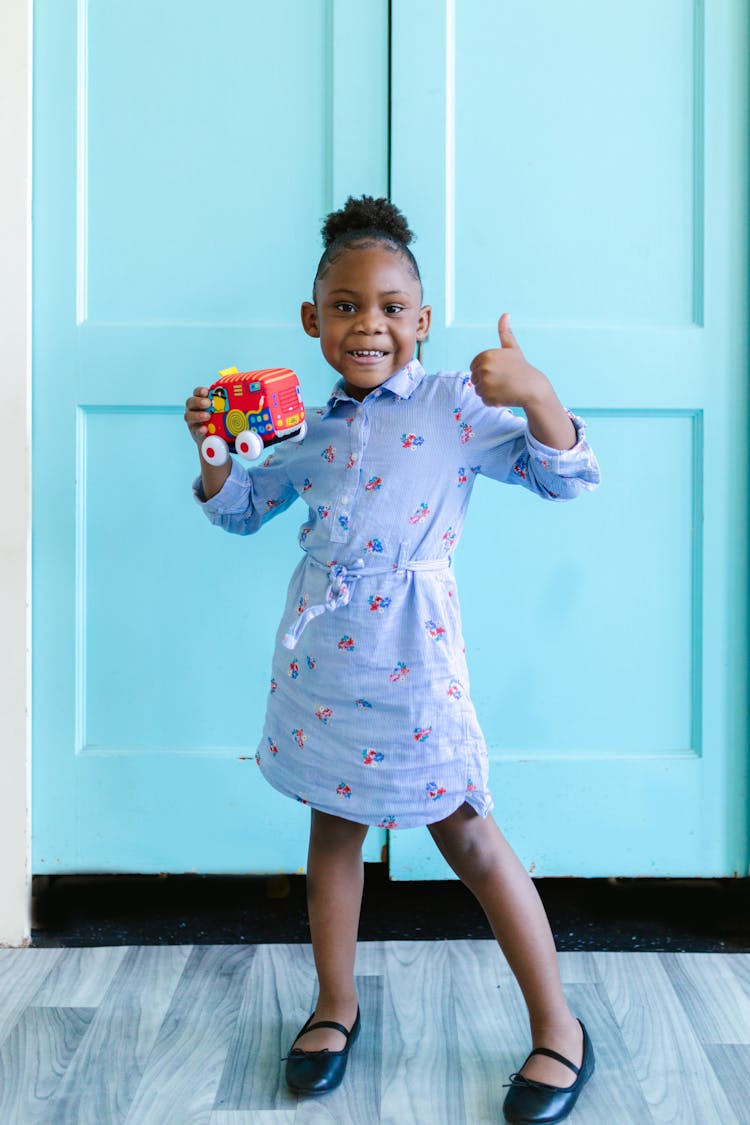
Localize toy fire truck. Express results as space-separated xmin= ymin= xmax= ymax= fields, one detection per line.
xmin=200 ymin=366 xmax=307 ymax=465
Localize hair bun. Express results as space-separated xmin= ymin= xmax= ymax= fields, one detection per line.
xmin=322 ymin=195 xmax=414 ymax=249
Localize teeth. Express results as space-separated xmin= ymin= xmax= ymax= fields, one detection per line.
xmin=351 ymin=350 xmax=384 ymax=357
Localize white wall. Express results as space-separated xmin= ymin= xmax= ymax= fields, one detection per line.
xmin=0 ymin=0 xmax=31 ymax=947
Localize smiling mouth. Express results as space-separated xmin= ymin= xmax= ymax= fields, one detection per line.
xmin=348 ymin=349 xmax=386 ymax=358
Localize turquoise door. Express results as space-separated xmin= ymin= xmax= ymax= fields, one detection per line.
xmin=32 ymin=0 xmax=390 ymax=872
xmin=34 ymin=1 xmax=748 ymax=879
xmin=388 ymin=0 xmax=749 ymax=877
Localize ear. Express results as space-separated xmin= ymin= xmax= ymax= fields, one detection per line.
xmin=301 ymin=301 xmax=320 ymax=338
xmin=416 ymin=304 xmax=432 ymax=341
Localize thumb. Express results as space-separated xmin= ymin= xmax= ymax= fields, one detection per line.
xmin=498 ymin=312 xmax=521 ymax=351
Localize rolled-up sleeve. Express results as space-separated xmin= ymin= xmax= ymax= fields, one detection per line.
xmin=454 ymin=374 xmax=600 ymax=500
xmin=192 ymin=448 xmax=299 ymax=535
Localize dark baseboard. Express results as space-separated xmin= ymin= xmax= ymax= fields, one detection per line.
xmin=30 ymin=868 xmax=750 ymax=952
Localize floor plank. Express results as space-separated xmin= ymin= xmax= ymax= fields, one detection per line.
xmin=0 ymin=949 xmax=63 ymax=1047
xmin=381 ymin=941 xmax=466 ymax=1125
xmin=32 ymin=946 xmax=128 ymax=1008
xmin=701 ymin=1044 xmax=750 ymax=1125
xmin=662 ymin=952 xmax=750 ymax=1045
xmin=0 ymin=1007 xmax=95 ymax=1124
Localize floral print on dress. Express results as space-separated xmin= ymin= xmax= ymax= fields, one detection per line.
xmin=267 ymin=737 xmax=279 ymax=755
xmin=322 ymin=445 xmax=335 ymax=463
xmin=297 ymin=594 xmax=308 ymax=615
xmin=408 ymin=503 xmax=430 ymax=525
xmin=288 ymin=660 xmax=300 ymax=679
xmin=389 ymin=661 xmax=410 ymax=682
xmin=368 ymin=594 xmax=392 ymax=613
xmin=292 ymin=728 xmax=306 ymax=749
xmin=306 ymin=655 xmax=317 ymax=670
xmin=425 ymin=619 xmax=446 ymax=642
xmin=401 ymin=433 xmax=425 ymax=449
xmin=355 ymin=698 xmax=373 ymax=709
xmin=457 ymin=467 xmax=468 ymax=487
xmin=336 ymin=782 xmax=352 ymax=799
xmin=378 ymin=815 xmax=398 ymax=828
xmin=364 ymin=538 xmax=384 ymax=554
xmin=459 ymin=421 xmax=474 ymax=445
xmin=513 ymin=459 xmax=528 ymax=480
xmin=337 ymin=635 xmax=355 ymax=652
xmin=302 ymin=477 xmax=313 ymax=492
xmin=270 ymin=678 xmax=278 ymax=694
xmin=447 ymin=679 xmax=463 ymax=700
xmin=365 ymin=476 xmax=383 ymax=491
xmin=315 ymin=706 xmax=333 ymax=724
xmin=466 ymin=778 xmax=477 ymax=793
xmin=338 ymin=514 xmax=350 ymax=532
xmin=362 ymin=748 xmax=385 ymax=766
xmin=346 ymin=452 xmax=357 ymax=469
xmin=425 ymin=781 xmax=447 ymax=800
xmin=441 ymin=527 xmax=456 ymax=551
xmin=317 ymin=504 xmax=330 ymax=519
xmin=413 ymin=726 xmax=432 ymax=742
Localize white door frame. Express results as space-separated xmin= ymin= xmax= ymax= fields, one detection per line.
xmin=0 ymin=0 xmax=32 ymax=947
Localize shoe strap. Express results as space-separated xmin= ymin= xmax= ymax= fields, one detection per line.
xmin=302 ymin=1018 xmax=352 ymax=1039
xmin=526 ymin=1046 xmax=580 ymax=1076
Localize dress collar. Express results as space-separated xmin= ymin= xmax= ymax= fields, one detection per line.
xmin=322 ymin=358 xmax=426 ymax=416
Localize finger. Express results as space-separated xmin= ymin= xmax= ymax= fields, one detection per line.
xmin=193 ymin=386 xmax=210 ymax=397
xmin=186 ymin=395 xmax=210 ymax=412
xmin=498 ymin=313 xmax=521 ymax=351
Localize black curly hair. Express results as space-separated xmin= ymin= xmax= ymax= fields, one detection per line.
xmin=313 ymin=195 xmax=422 ymax=298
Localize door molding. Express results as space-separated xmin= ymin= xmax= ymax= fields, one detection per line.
xmin=0 ymin=0 xmax=32 ymax=946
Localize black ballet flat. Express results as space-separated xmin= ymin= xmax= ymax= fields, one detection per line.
xmin=283 ymin=1007 xmax=361 ymax=1094
xmin=502 ymin=1018 xmax=595 ymax=1124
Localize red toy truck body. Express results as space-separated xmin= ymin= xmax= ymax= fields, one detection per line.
xmin=201 ymin=366 xmax=306 ymax=464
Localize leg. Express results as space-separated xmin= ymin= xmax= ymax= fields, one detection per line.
xmin=427 ymin=803 xmax=583 ymax=1087
xmin=292 ymin=808 xmax=369 ymax=1052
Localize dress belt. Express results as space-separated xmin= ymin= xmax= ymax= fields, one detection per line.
xmin=282 ymin=546 xmax=451 ymax=650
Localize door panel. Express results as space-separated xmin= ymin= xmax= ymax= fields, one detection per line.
xmin=389 ymin=0 xmax=748 ymax=877
xmin=33 ymin=0 xmax=390 ymax=872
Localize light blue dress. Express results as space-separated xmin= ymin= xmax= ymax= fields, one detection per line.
xmin=194 ymin=359 xmax=600 ymax=828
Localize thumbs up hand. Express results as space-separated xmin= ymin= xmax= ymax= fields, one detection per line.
xmin=469 ymin=313 xmax=545 ymax=409
xmin=469 ymin=313 xmax=577 ymax=449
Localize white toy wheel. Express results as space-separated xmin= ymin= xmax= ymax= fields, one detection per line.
xmin=201 ymin=435 xmax=229 ymax=466
xmin=235 ymin=429 xmax=264 ymax=461
xmin=291 ymin=420 xmax=308 ymax=443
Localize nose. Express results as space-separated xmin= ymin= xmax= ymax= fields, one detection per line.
xmin=355 ymin=305 xmax=385 ymax=334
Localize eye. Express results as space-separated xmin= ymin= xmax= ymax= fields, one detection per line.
xmin=385 ymin=304 xmax=405 ymax=314
xmin=334 ymin=301 xmax=356 ymax=313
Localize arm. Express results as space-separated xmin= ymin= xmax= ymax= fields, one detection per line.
xmin=460 ymin=317 xmax=600 ymax=499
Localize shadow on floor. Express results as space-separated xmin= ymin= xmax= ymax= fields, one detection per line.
xmin=30 ymin=868 xmax=750 ymax=951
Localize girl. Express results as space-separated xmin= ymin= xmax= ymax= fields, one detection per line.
xmin=185 ymin=196 xmax=600 ymax=1124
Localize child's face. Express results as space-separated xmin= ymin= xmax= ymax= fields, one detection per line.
xmin=301 ymin=244 xmax=431 ymax=400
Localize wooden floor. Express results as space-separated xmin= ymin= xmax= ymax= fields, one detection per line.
xmin=0 ymin=942 xmax=749 ymax=1125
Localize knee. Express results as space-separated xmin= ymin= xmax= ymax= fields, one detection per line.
xmin=428 ymin=806 xmax=495 ymax=879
